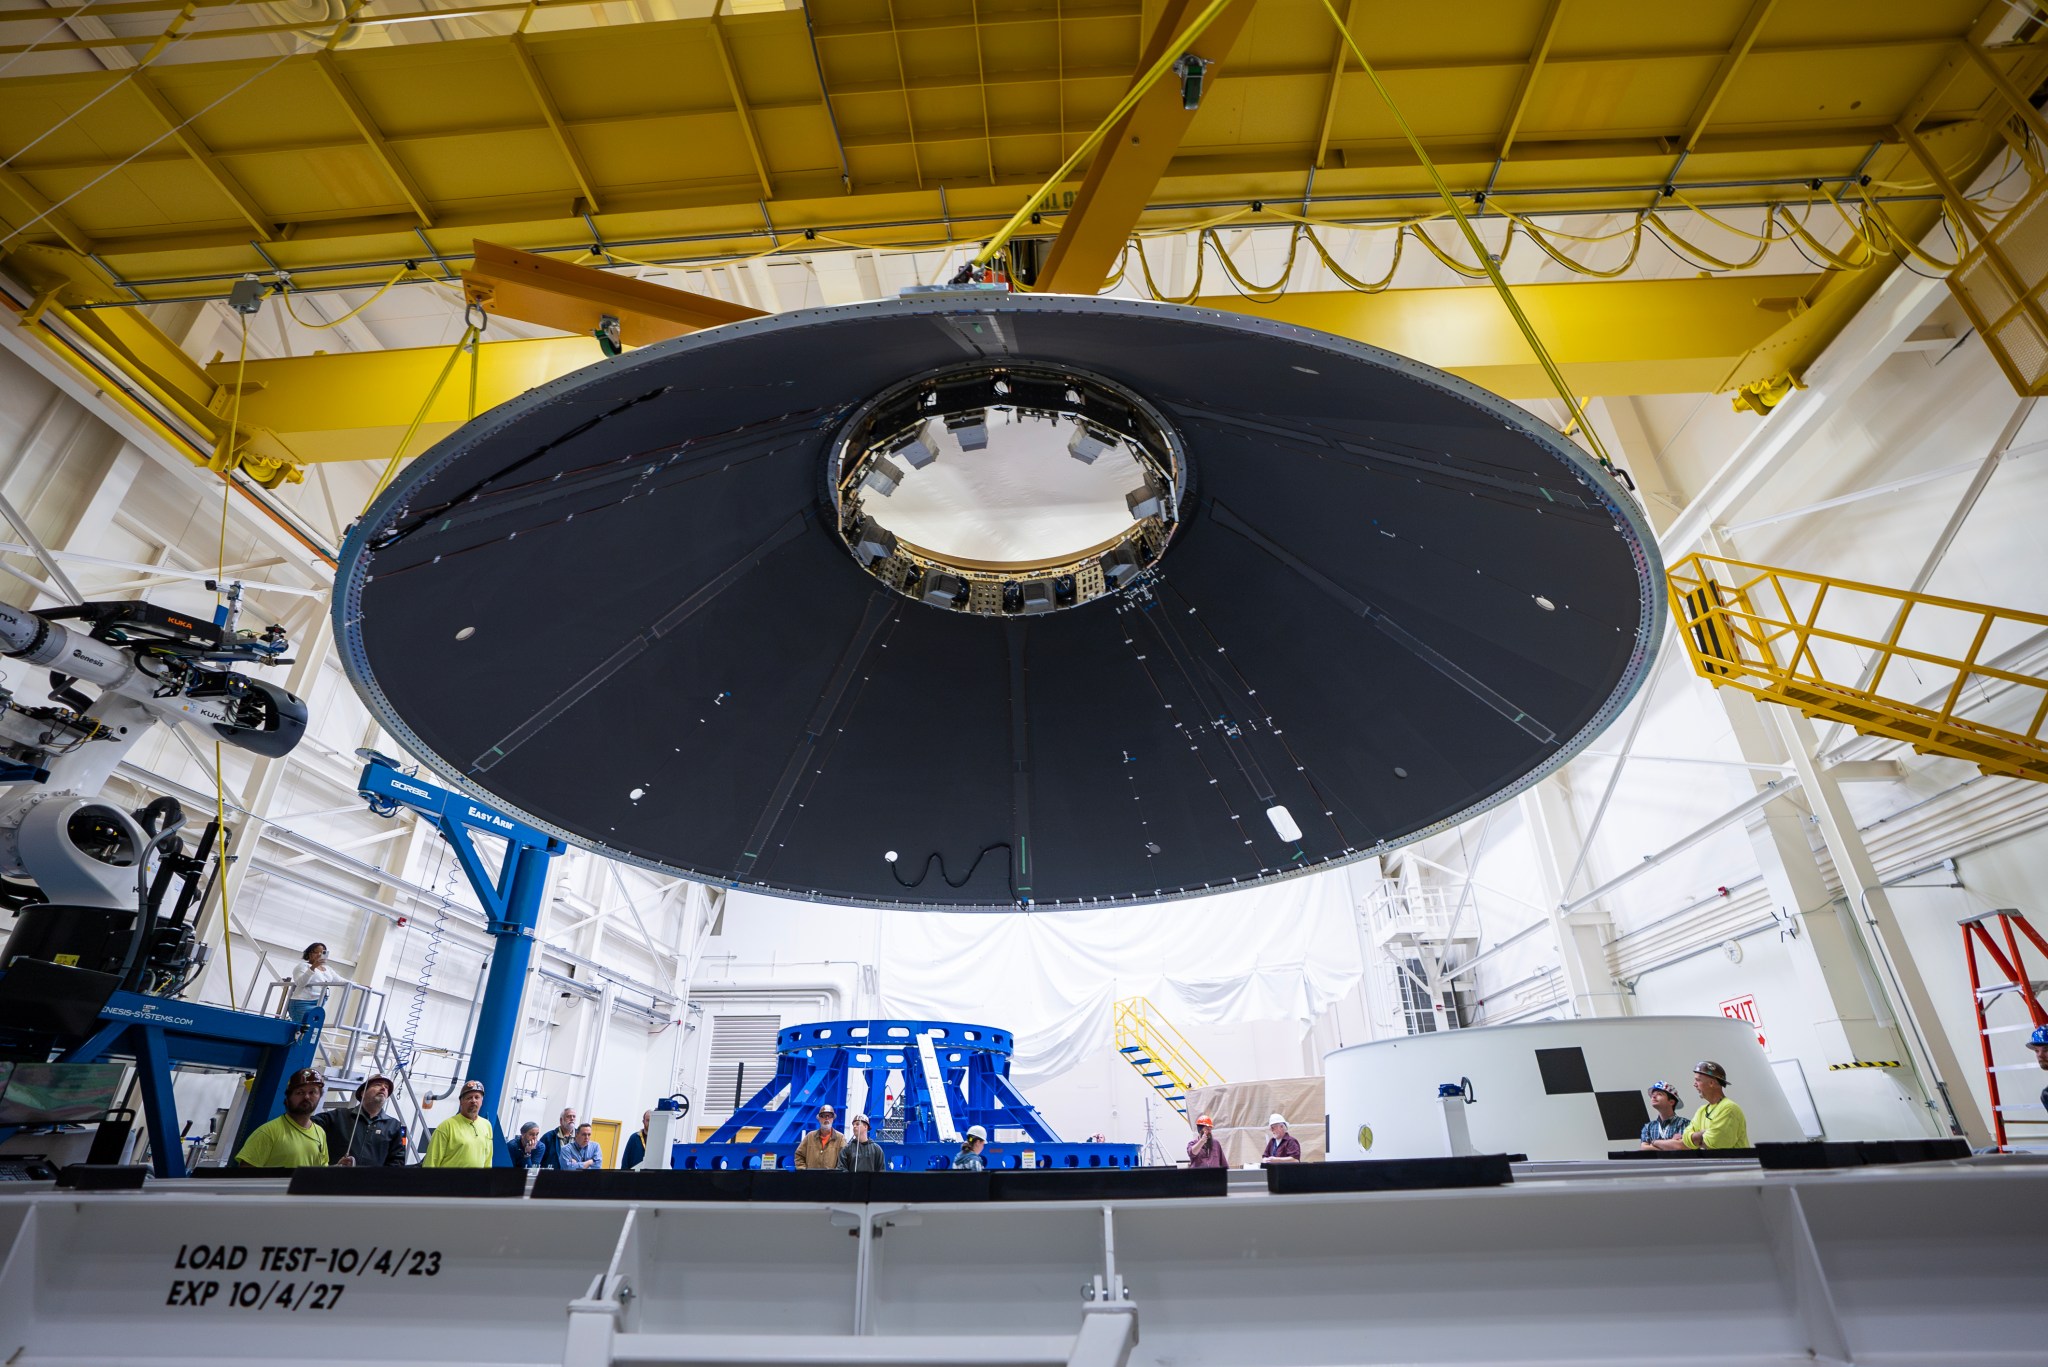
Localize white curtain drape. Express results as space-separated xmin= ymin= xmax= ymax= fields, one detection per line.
xmin=867 ymin=867 xmax=1368 ymax=1083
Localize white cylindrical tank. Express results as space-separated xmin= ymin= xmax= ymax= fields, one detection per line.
xmin=1325 ymin=1016 xmax=1802 ymax=1161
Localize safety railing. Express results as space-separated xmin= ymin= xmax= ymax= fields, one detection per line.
xmin=257 ymin=979 xmax=389 ymax=1081
xmin=1111 ymin=997 xmax=1221 ymax=1119
xmin=1362 ymin=880 xmax=1474 ymax=944
xmin=1668 ymin=553 xmax=2048 ymax=782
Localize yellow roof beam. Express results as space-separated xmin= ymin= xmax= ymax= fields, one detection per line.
xmin=204 ymin=272 xmax=1811 ymax=466
xmin=207 ymin=334 xmax=605 ymax=465
xmin=4 ymin=244 xmax=301 ymax=486
xmin=1035 ymin=0 xmax=1256 ymax=295
xmin=508 ymin=36 xmax=604 ymax=216
xmin=462 ymin=240 xmax=765 ymax=347
xmin=708 ymin=4 xmax=773 ymax=201
xmin=131 ymin=72 xmax=276 ymax=242
xmin=312 ymin=52 xmax=435 ymax=229
xmin=1715 ymin=0 xmax=2048 ymax=404
xmin=1201 ymin=275 xmax=1815 ymax=400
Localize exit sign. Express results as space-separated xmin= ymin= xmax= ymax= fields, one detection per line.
xmin=1720 ymin=994 xmax=1765 ymax=1050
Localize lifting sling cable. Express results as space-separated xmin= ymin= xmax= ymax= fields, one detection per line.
xmin=1314 ymin=0 xmax=1615 ymax=472
xmin=212 ymin=306 xmax=251 ymax=1008
xmin=361 ymin=309 xmax=484 ymax=512
xmin=972 ymin=0 xmax=1236 ymax=268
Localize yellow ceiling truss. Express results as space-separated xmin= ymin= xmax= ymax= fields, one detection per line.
xmin=0 ymin=0 xmax=2029 ymax=285
xmin=0 ymin=0 xmax=2044 ymax=487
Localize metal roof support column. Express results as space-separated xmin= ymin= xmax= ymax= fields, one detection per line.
xmin=1764 ymin=693 xmax=1991 ymax=1146
xmin=1520 ymin=780 xmax=1624 ymax=1018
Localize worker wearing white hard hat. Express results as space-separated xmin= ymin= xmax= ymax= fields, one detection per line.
xmin=952 ymin=1124 xmax=988 ymax=1171
xmin=840 ymin=1112 xmax=886 ymax=1172
xmin=1261 ymin=1113 xmax=1302 ymax=1164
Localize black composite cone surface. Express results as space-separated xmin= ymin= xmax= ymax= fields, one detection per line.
xmin=335 ymin=294 xmax=1661 ymax=909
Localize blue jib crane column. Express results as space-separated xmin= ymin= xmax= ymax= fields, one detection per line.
xmin=358 ymin=759 xmax=565 ymax=1135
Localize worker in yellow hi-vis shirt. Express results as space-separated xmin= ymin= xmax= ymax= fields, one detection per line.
xmin=422 ymin=1079 xmax=496 ymax=1167
xmin=235 ymin=1068 xmax=331 ymax=1168
xmin=1681 ymin=1060 xmax=1749 ymax=1150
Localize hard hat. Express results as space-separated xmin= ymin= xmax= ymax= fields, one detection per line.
xmin=1195 ymin=1114 xmax=1214 ymax=1128
xmin=458 ymin=1079 xmax=485 ymax=1098
xmin=2030 ymin=1024 xmax=2048 ymax=1048
xmin=1692 ymin=1060 xmax=1729 ymax=1085
xmin=1647 ymin=1080 xmax=1679 ymax=1102
xmin=817 ymin=1103 xmax=835 ymax=1114
xmin=964 ymin=1125 xmax=988 ymax=1141
xmin=851 ymin=1112 xmax=870 ymax=1125
xmin=286 ymin=1068 xmax=323 ymax=1090
xmin=357 ymin=1075 xmax=395 ymax=1099
xmin=1267 ymin=1113 xmax=1288 ymax=1127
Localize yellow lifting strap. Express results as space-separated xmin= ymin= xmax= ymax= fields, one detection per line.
xmin=972 ymin=0 xmax=1236 ymax=271
xmin=361 ymin=309 xmax=485 ymax=512
xmin=1313 ymin=0 xmax=1615 ymax=472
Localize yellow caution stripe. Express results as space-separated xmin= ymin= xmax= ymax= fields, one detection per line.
xmin=1827 ymin=1060 xmax=1903 ymax=1070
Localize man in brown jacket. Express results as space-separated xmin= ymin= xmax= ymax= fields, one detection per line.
xmin=793 ymin=1103 xmax=844 ymax=1169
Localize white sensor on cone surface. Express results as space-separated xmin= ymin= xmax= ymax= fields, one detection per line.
xmin=1266 ymin=804 xmax=1303 ymax=842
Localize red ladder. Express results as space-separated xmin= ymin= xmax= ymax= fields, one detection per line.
xmin=1961 ymin=909 xmax=2048 ymax=1150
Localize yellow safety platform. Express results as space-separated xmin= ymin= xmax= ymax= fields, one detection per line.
xmin=1669 ymin=553 xmax=2048 ymax=783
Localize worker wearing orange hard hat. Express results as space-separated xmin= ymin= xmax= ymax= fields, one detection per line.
xmin=1185 ymin=1114 xmax=1228 ymax=1169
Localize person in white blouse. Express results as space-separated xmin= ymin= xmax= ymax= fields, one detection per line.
xmin=285 ymin=942 xmax=346 ymax=1023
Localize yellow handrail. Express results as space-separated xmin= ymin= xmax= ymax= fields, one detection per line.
xmin=1112 ymin=996 xmax=1222 ymax=1116
xmin=1668 ymin=553 xmax=2048 ymax=782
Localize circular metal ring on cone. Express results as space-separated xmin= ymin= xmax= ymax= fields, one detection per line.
xmin=335 ymin=292 xmax=1662 ymax=910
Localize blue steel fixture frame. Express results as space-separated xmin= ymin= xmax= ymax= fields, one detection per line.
xmin=675 ymin=1018 xmax=1142 ymax=1171
xmin=0 ymin=986 xmax=321 ymax=1178
xmin=357 ymin=759 xmax=565 ymax=1132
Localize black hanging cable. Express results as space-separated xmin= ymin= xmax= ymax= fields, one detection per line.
xmin=889 ymin=843 xmax=1015 ymax=896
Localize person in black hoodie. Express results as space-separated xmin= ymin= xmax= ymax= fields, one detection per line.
xmin=314 ymin=1076 xmax=408 ymax=1166
xmin=839 ymin=1112 xmax=886 ymax=1172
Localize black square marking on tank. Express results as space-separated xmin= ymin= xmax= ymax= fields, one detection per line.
xmin=1535 ymin=1046 xmax=1594 ymax=1095
xmin=1595 ymin=1090 xmax=1650 ymax=1142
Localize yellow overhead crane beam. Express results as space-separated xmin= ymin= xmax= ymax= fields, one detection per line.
xmin=1199 ymin=275 xmax=1815 ymax=399
xmin=203 ymin=273 xmax=1815 ymax=465
xmin=2 ymin=244 xmax=302 ymax=488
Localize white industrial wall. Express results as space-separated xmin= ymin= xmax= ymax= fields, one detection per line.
xmin=1386 ymin=279 xmax=2048 ymax=1146
xmin=0 ymin=254 xmax=2044 ymax=1158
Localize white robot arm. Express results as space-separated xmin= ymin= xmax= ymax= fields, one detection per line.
xmin=0 ymin=597 xmax=306 ymax=993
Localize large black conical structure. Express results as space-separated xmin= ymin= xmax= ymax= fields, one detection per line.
xmin=336 ymin=292 xmax=1661 ymax=910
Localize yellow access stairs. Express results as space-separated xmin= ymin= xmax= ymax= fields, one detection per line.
xmin=1112 ymin=996 xmax=1221 ymax=1118
xmin=1668 ymin=554 xmax=2048 ymax=782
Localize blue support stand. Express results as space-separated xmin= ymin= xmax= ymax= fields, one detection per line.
xmin=357 ymin=761 xmax=565 ymax=1131
xmin=675 ymin=1019 xmax=1141 ymax=1172
xmin=0 ymin=988 xmax=321 ymax=1177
